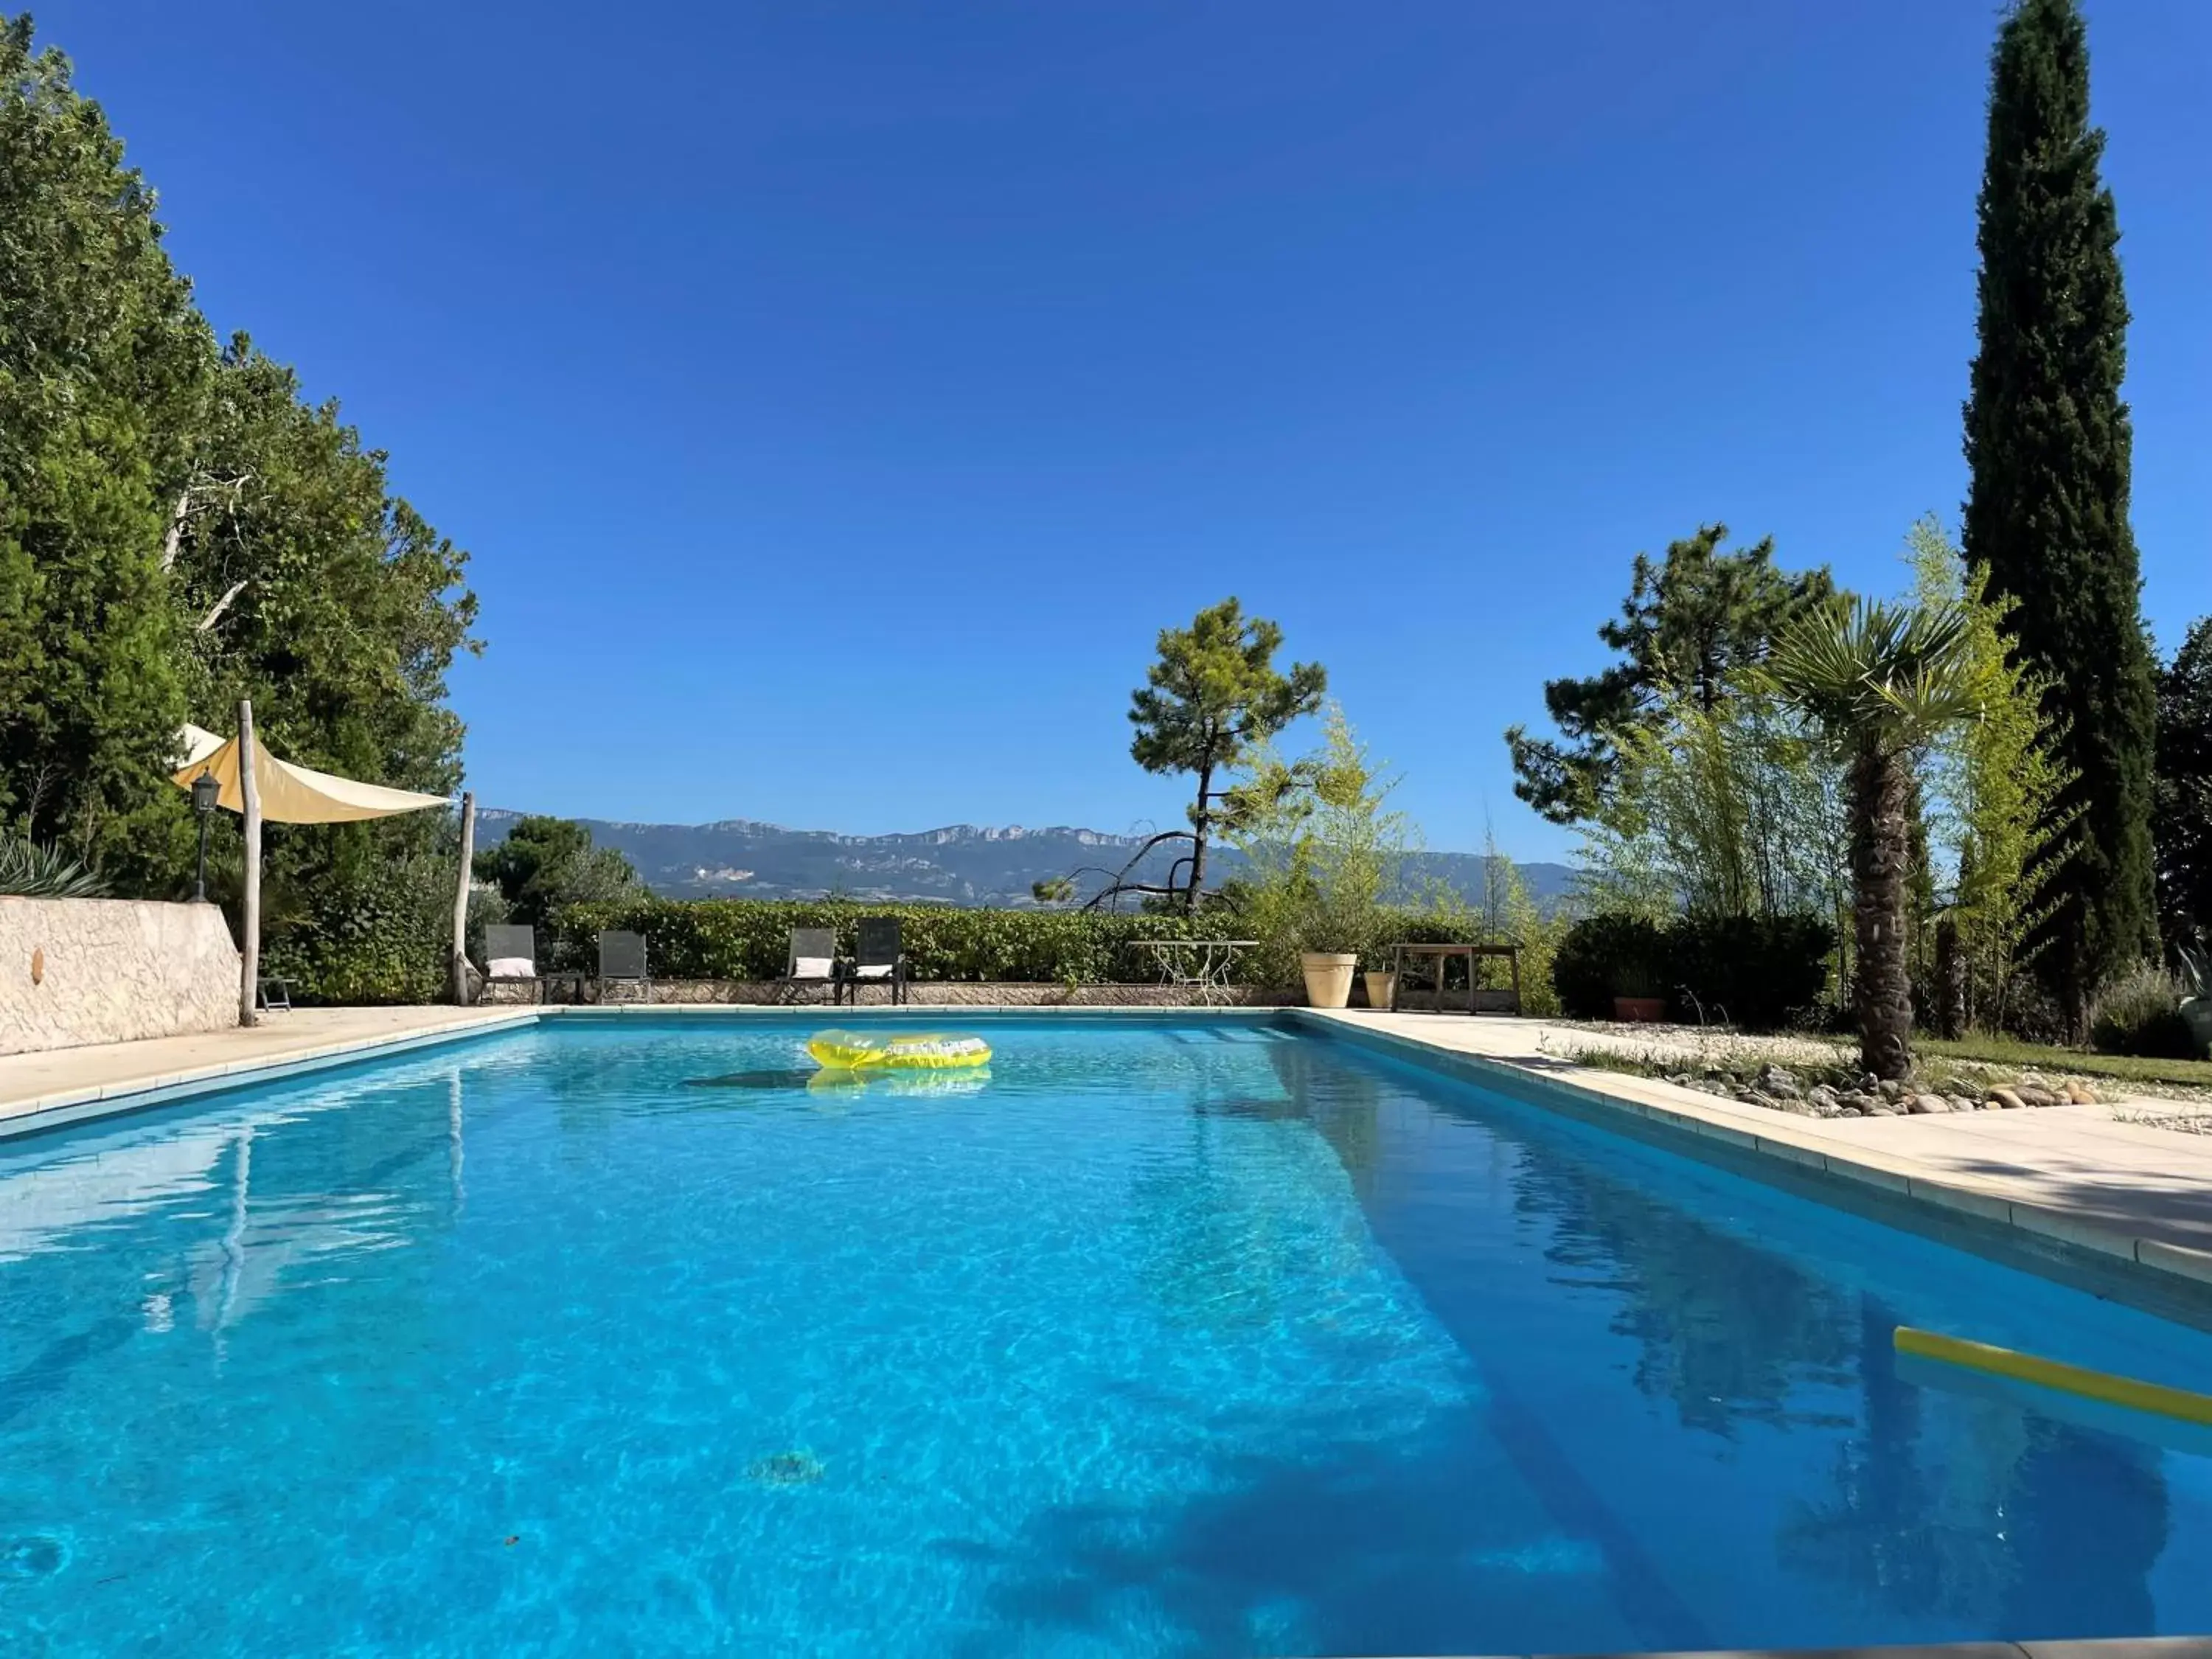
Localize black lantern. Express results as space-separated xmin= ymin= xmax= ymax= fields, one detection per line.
xmin=191 ymin=769 xmax=220 ymax=901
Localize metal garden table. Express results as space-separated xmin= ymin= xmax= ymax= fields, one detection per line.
xmin=1135 ymin=939 xmax=1258 ymax=1006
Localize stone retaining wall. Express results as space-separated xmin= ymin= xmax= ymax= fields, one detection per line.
xmin=486 ymin=978 xmax=1298 ymax=1009
xmin=1 ymin=897 xmax=240 ymax=1056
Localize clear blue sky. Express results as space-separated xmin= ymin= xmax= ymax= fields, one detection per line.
xmin=38 ymin=1 xmax=2212 ymax=860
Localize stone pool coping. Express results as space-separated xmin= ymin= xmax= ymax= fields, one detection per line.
xmin=1427 ymin=1638 xmax=2212 ymax=1658
xmin=5 ymin=1001 xmax=2209 ymax=1313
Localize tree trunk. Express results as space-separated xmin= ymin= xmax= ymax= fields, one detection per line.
xmin=237 ymin=700 xmax=261 ymax=1029
xmin=2061 ymin=907 xmax=2094 ymax=1045
xmin=1186 ymin=759 xmax=1213 ymax=911
xmin=451 ymin=790 xmax=477 ymax=1004
xmin=1934 ymin=914 xmax=1966 ymax=1040
xmin=1848 ymin=740 xmax=1915 ymax=1080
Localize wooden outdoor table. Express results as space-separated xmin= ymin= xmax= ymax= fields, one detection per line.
xmin=1389 ymin=942 xmax=1522 ymax=1015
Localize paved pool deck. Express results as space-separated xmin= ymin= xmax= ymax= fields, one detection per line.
xmin=4 ymin=1004 xmax=2210 ymax=1302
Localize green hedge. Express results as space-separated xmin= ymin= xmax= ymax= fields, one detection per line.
xmin=1552 ymin=914 xmax=1666 ymax=1018
xmin=1667 ymin=913 xmax=1835 ymax=1030
xmin=2090 ymin=965 xmax=2201 ymax=1059
xmin=549 ymin=898 xmax=1482 ymax=986
xmin=1552 ymin=911 xmax=1834 ymax=1031
xmin=260 ymin=853 xmax=453 ymax=1006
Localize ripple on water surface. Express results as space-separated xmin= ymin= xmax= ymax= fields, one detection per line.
xmin=1 ymin=1017 xmax=2210 ymax=1655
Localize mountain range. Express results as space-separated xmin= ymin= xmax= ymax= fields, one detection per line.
xmin=478 ymin=810 xmax=1574 ymax=911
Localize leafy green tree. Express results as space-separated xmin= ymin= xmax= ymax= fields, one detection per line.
xmin=1909 ymin=518 xmax=2077 ymax=1030
xmin=475 ymin=815 xmax=639 ymax=931
xmin=173 ymin=340 xmax=476 ymax=793
xmin=1507 ymin=525 xmax=1832 ymax=824
xmin=1228 ymin=708 xmax=1409 ymax=986
xmin=2155 ymin=617 xmax=2212 ymax=947
xmin=1961 ymin=0 xmax=2158 ymax=1029
xmin=1763 ymin=598 xmax=1983 ymax=1080
xmin=167 ymin=338 xmax=481 ymax=972
xmin=1572 ymin=681 xmax=1847 ymax=935
xmin=0 ymin=16 xmax=212 ymax=877
xmin=0 ymin=14 xmax=484 ymax=1009
xmin=1473 ymin=823 xmax=1565 ymax=1017
xmin=1129 ymin=597 xmax=1325 ymax=908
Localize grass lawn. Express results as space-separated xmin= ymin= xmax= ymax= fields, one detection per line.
xmin=1916 ymin=1034 xmax=2212 ymax=1089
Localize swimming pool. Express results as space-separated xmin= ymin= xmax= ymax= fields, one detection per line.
xmin=3 ymin=1014 xmax=2209 ymax=1655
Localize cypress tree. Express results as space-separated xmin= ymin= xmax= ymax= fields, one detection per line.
xmin=2155 ymin=618 xmax=2212 ymax=948
xmin=1961 ymin=0 xmax=2157 ymax=1031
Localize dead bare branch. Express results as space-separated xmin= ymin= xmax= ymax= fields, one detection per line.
xmin=196 ymin=579 xmax=248 ymax=633
xmin=159 ymin=473 xmax=255 ymax=571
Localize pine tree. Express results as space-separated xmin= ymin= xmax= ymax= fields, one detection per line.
xmin=1128 ymin=598 xmax=1325 ymax=908
xmin=1506 ymin=525 xmax=1832 ymax=824
xmin=1961 ymin=0 xmax=2158 ymax=1031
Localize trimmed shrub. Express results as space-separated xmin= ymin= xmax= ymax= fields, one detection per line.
xmin=2090 ymin=964 xmax=2198 ymax=1058
xmin=1552 ymin=914 xmax=1667 ymax=1019
xmin=1552 ymin=911 xmax=1835 ymax=1029
xmin=548 ymin=897 xmax=1492 ymax=987
xmin=261 ymin=852 xmax=453 ymax=1005
xmin=1664 ymin=914 xmax=1834 ymax=1031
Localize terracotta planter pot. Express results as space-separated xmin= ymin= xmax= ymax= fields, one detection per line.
xmin=1612 ymin=995 xmax=1666 ymax=1023
xmin=1300 ymin=952 xmax=1359 ymax=1010
xmin=1363 ymin=970 xmax=1397 ymax=1011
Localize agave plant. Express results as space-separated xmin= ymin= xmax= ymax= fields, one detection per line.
xmin=2175 ymin=936 xmax=2209 ymax=1001
xmin=0 ymin=838 xmax=111 ymax=899
xmin=1761 ymin=597 xmax=1982 ymax=1081
xmin=2177 ymin=939 xmax=2212 ymax=1060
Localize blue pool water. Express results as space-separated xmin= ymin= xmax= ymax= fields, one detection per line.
xmin=4 ymin=1015 xmax=2212 ymax=1657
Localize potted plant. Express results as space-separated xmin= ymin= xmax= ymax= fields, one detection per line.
xmin=1611 ymin=959 xmax=1665 ymax=1023
xmin=1300 ymin=950 xmax=1360 ymax=1009
xmin=1224 ymin=708 xmax=1410 ymax=1014
xmin=1293 ymin=900 xmax=1368 ymax=1011
xmin=1360 ymin=942 xmax=1397 ymax=1011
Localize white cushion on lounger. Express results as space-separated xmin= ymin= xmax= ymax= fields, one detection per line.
xmin=852 ymin=963 xmax=894 ymax=978
xmin=792 ymin=956 xmax=833 ymax=978
xmin=487 ymin=957 xmax=535 ymax=979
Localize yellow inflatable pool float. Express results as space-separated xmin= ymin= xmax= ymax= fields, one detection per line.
xmin=806 ymin=1029 xmax=992 ymax=1071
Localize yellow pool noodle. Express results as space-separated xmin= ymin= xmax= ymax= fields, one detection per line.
xmin=1894 ymin=1326 xmax=2212 ymax=1427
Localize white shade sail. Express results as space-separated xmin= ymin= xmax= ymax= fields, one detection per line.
xmin=171 ymin=723 xmax=448 ymax=824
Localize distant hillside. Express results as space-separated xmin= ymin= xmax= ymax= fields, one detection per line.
xmin=478 ymin=810 xmax=1573 ymax=911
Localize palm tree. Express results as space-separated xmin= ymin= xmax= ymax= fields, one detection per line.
xmin=1763 ymin=598 xmax=1982 ymax=1080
